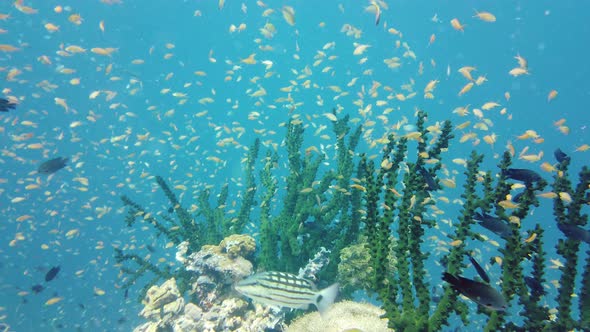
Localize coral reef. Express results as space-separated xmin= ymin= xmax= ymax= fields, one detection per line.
xmin=134 ymin=277 xmax=282 ymax=332
xmin=183 ymin=235 xmax=255 ymax=306
xmin=123 ymin=109 xmax=590 ymax=331
xmin=285 ymin=301 xmax=391 ymax=332
xmin=134 ymin=235 xmax=284 ymax=332
xmin=337 ymin=238 xmax=396 ymax=297
xmin=359 ymin=111 xmax=590 ymax=330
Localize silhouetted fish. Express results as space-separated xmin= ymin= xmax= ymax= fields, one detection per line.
xmin=416 ymin=164 xmax=440 ymax=191
xmin=554 ymin=148 xmax=570 ymax=163
xmin=31 ymin=284 xmax=44 ymax=294
xmin=45 ymin=266 xmax=60 ymax=282
xmin=474 ymin=212 xmax=511 ymax=239
xmin=443 ymin=272 xmax=507 ymax=311
xmin=512 ymin=191 xmax=525 ymax=203
xmin=0 ymin=98 xmax=16 ymax=112
xmin=503 ymin=168 xmax=543 ymax=184
xmin=38 ymin=157 xmax=69 ymax=174
xmin=557 ymin=223 xmax=590 ymax=244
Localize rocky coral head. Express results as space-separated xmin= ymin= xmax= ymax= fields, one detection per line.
xmin=185 ymin=234 xmax=255 ymax=284
xmin=220 ymin=234 xmax=256 ymax=259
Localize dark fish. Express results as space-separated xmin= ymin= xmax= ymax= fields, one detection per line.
xmin=554 ymin=148 xmax=570 ymax=163
xmin=416 ymin=165 xmax=440 ymax=191
xmin=146 ymin=245 xmax=156 ymax=253
xmin=557 ymin=223 xmax=590 ymax=244
xmin=45 ymin=266 xmax=60 ymax=282
xmin=524 ymin=276 xmax=544 ymax=298
xmin=38 ymin=157 xmax=69 ymax=174
xmin=443 ymin=272 xmax=507 ymax=311
xmin=0 ymin=98 xmax=16 ymax=112
xmin=474 ymin=212 xmax=511 ymax=239
xmin=467 ymin=253 xmax=490 ymax=284
xmin=31 ymin=284 xmax=44 ymax=294
xmin=117 ymin=317 xmax=127 ymax=324
xmin=512 ymin=191 xmax=525 ymax=203
xmin=503 ymin=168 xmax=543 ymax=184
xmin=124 ymin=288 xmax=129 ymax=299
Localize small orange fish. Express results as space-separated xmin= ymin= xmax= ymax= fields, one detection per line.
xmin=547 ymin=89 xmax=558 ymax=102
xmin=473 ymin=10 xmax=496 ymax=22
xmin=450 ymin=18 xmax=465 ymax=31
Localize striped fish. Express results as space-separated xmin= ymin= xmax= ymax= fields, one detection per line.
xmin=235 ymin=271 xmax=339 ymax=315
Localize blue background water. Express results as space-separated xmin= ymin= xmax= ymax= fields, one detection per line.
xmin=1 ymin=0 xmax=589 ymax=330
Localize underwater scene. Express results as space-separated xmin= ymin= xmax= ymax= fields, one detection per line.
xmin=1 ymin=0 xmax=589 ymax=331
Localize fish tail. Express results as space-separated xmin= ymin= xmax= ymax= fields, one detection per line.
xmin=315 ymin=283 xmax=339 ymax=316
xmin=442 ymin=272 xmax=459 ymax=288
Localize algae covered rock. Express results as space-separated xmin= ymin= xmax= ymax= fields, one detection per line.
xmin=285 ymin=300 xmax=392 ymax=332
xmin=135 ymin=278 xmax=185 ymax=332
xmin=219 ymin=233 xmax=256 ymax=259
xmin=185 ymin=234 xmax=255 ymax=284
xmin=337 ymin=239 xmax=396 ymax=295
xmin=139 ymin=278 xmax=184 ymax=322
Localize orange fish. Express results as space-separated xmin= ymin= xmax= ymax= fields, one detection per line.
xmin=450 ymin=18 xmax=465 ymax=31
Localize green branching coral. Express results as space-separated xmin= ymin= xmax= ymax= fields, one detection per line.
xmin=359 ymin=111 xmax=589 ymax=331
xmin=552 ymin=161 xmax=590 ymax=331
xmin=259 ymin=110 xmax=363 ymax=275
xmin=117 ymin=175 xmax=202 ymax=299
xmin=118 ymin=106 xmax=589 ymax=331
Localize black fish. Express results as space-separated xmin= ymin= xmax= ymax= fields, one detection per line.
xmin=467 ymin=253 xmax=490 ymax=284
xmin=524 ymin=276 xmax=544 ymax=298
xmin=554 ymin=148 xmax=570 ymax=163
xmin=45 ymin=266 xmax=60 ymax=282
xmin=474 ymin=212 xmax=511 ymax=239
xmin=124 ymin=288 xmax=129 ymax=299
xmin=443 ymin=272 xmax=507 ymax=311
xmin=416 ymin=164 xmax=440 ymax=191
xmin=0 ymin=98 xmax=16 ymax=112
xmin=38 ymin=157 xmax=69 ymax=174
xmin=512 ymin=191 xmax=525 ymax=203
xmin=31 ymin=284 xmax=44 ymax=294
xmin=557 ymin=223 xmax=590 ymax=244
xmin=503 ymin=168 xmax=543 ymax=184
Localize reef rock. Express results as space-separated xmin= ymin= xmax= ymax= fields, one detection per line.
xmin=133 ymin=273 xmax=284 ymax=331
xmin=285 ymin=300 xmax=392 ymax=332
xmin=139 ymin=278 xmax=184 ymax=323
xmin=185 ymin=234 xmax=255 ymax=284
xmin=220 ymin=234 xmax=256 ymax=259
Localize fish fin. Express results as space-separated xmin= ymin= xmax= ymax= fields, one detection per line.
xmin=316 ymin=283 xmax=338 ymax=316
xmin=442 ymin=272 xmax=459 ymax=288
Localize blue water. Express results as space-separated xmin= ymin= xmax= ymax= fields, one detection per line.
xmin=1 ymin=0 xmax=589 ymax=330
